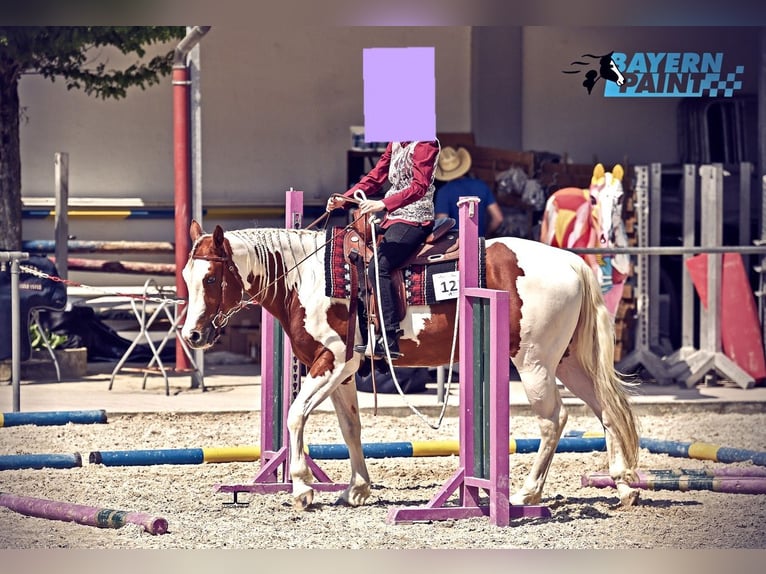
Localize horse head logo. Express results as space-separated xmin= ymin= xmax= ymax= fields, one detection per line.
xmin=563 ymin=52 xmax=625 ymax=94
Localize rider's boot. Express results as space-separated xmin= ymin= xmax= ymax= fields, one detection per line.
xmin=371 ymin=329 xmax=402 ymax=360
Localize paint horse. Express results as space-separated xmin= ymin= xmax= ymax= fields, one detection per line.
xmin=181 ymin=219 xmax=640 ymax=511
xmin=539 ymin=163 xmax=631 ymax=318
xmin=563 ymin=52 xmax=625 ymax=94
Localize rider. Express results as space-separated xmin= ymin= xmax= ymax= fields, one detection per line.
xmin=327 ymin=140 xmax=440 ymax=359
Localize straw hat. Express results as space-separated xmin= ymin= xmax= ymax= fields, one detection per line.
xmin=435 ymin=146 xmax=472 ymax=181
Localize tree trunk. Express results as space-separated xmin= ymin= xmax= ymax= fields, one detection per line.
xmin=0 ymin=71 xmax=21 ymax=251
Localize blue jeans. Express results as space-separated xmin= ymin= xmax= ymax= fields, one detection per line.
xmin=368 ymin=222 xmax=431 ymax=332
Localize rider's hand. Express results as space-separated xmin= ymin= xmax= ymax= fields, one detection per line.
xmin=326 ymin=195 xmax=347 ymax=212
xmin=358 ymin=199 xmax=386 ymax=215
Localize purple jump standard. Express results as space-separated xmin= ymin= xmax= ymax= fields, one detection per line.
xmin=385 ymin=197 xmax=550 ymax=526
xmin=0 ymin=492 xmax=169 ymax=535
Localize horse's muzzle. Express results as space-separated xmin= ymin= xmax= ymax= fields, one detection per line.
xmin=183 ymin=327 xmax=219 ymax=350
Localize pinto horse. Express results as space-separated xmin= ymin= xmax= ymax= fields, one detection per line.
xmin=180 ymin=219 xmax=640 ymax=510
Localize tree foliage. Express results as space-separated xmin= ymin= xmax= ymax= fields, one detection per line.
xmin=0 ymin=26 xmax=185 ymax=249
xmin=0 ymin=26 xmax=184 ymax=98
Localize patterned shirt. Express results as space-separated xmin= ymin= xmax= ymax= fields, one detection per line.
xmin=344 ymin=140 xmax=440 ymax=228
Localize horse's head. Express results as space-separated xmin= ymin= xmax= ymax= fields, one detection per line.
xmin=181 ymin=220 xmax=246 ymax=349
xmin=563 ymin=52 xmax=624 ymax=94
xmin=590 ymin=163 xmax=625 ymax=246
xmin=599 ymin=52 xmax=624 ymax=86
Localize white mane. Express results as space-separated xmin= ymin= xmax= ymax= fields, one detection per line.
xmin=225 ymin=228 xmax=325 ymax=302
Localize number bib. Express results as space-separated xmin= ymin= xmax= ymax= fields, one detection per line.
xmin=432 ymin=271 xmax=459 ymax=301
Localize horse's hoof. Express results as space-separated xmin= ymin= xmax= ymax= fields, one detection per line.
xmin=510 ymin=491 xmax=540 ymax=506
xmin=618 ymin=488 xmax=640 ymax=508
xmin=340 ymin=485 xmax=371 ymax=507
xmin=293 ymin=489 xmax=314 ymax=510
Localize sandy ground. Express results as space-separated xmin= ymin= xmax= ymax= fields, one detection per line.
xmin=0 ymin=409 xmax=765 ymax=550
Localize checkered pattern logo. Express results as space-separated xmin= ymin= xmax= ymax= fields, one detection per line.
xmin=700 ymin=66 xmax=745 ymax=97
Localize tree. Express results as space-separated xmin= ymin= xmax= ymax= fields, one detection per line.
xmin=0 ymin=26 xmax=184 ymax=250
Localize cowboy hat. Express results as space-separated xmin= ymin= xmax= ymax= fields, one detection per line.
xmin=435 ymin=146 xmax=472 ymax=181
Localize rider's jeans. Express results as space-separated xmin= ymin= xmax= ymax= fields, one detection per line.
xmin=368 ymin=222 xmax=431 ymax=332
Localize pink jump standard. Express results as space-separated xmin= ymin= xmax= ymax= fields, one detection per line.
xmin=216 ymin=191 xmax=345 ymax=504
xmin=386 ymin=197 xmax=548 ymax=526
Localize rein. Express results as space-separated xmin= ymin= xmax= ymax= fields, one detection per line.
xmin=192 ymin=195 xmax=362 ymax=327
xmin=191 ymin=193 xmax=457 ymax=428
xmin=304 ymin=193 xmax=362 ymax=231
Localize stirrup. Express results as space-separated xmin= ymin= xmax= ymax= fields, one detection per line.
xmin=353 ymin=343 xmax=370 ymax=354
xmin=372 ymin=331 xmax=402 ymax=360
xmin=353 ymin=321 xmax=374 ymax=355
xmin=353 ymin=342 xmax=399 ymax=359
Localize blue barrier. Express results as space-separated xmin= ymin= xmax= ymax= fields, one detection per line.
xmin=0 ymin=453 xmax=83 ymax=470
xmin=1 ymin=410 xmax=107 ymax=427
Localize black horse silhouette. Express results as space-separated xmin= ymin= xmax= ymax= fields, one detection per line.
xmin=563 ymin=52 xmax=625 ymax=94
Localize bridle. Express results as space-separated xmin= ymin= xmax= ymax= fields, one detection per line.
xmin=190 ymin=248 xmax=248 ymax=331
xmin=188 ymin=194 xmax=366 ymax=332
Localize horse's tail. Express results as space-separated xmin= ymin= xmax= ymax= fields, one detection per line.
xmin=570 ymin=260 xmax=640 ymax=474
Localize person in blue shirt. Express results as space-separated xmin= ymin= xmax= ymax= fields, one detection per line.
xmin=433 ymin=146 xmax=504 ymax=237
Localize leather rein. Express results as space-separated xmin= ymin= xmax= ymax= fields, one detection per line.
xmin=189 ymin=193 xmax=363 ymax=330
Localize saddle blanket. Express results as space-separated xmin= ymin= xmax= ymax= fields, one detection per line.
xmin=324 ymin=227 xmax=484 ymax=306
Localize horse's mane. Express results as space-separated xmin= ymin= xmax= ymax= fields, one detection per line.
xmin=226 ymin=228 xmax=324 ymax=302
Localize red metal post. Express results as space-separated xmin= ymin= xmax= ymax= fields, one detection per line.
xmin=173 ymin=65 xmax=191 ymax=371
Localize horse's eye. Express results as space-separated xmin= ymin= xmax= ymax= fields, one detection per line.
xmin=206 ymin=276 xmax=216 ymax=284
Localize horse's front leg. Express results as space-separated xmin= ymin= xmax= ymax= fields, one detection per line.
xmin=285 ymin=351 xmax=354 ymax=510
xmin=329 ymin=375 xmax=371 ymax=506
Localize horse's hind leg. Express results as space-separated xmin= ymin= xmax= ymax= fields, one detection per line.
xmin=329 ymin=376 xmax=371 ymax=506
xmin=556 ymin=355 xmax=639 ymax=507
xmin=511 ymin=363 xmax=568 ymax=506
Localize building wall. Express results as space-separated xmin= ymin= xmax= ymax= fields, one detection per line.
xmin=471 ymin=26 xmax=522 ymax=150
xmin=520 ymin=27 xmax=760 ymax=167
xmin=19 ymin=26 xmax=472 ymax=210
xmin=18 ymin=25 xmax=760 ymax=256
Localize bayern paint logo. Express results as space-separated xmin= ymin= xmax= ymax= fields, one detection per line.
xmin=564 ymin=51 xmax=745 ymax=97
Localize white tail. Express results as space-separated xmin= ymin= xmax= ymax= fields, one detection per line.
xmin=570 ymin=261 xmax=640 ymax=472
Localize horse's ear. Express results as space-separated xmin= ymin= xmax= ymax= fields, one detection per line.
xmin=190 ymin=220 xmax=204 ymax=241
xmin=612 ymin=164 xmax=624 ymax=182
xmin=213 ymin=225 xmax=225 ymax=248
xmin=591 ymin=163 xmax=605 ymax=186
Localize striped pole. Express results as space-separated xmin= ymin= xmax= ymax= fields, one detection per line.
xmin=310 ymin=437 xmax=608 ymax=459
xmin=582 ymin=471 xmax=766 ymax=495
xmin=89 ymin=447 xmax=259 ymax=466
xmin=586 ymin=467 xmax=766 ymax=478
xmin=0 ymin=410 xmax=107 ymax=427
xmin=639 ymin=438 xmax=766 ymax=466
xmin=88 ymin=437 xmax=610 ymax=466
xmin=0 ymin=493 xmax=168 ymax=535
xmin=85 ymin=437 xmax=766 ymax=466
